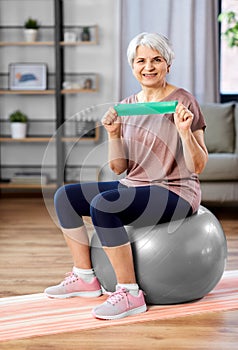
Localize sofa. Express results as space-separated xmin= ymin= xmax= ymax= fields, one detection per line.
xmin=199 ymin=102 xmax=238 ymax=206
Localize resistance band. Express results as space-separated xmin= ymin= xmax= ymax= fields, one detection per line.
xmin=114 ymin=101 xmax=178 ymax=116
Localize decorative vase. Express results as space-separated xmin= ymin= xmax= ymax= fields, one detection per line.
xmin=11 ymin=123 xmax=27 ymax=139
xmin=24 ymin=29 xmax=38 ymax=42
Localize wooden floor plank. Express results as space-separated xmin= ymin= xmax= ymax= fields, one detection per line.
xmin=0 ymin=197 xmax=237 ymax=349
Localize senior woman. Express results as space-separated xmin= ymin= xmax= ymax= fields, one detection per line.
xmin=45 ymin=32 xmax=208 ymax=320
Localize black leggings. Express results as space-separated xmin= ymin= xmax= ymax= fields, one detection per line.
xmin=54 ymin=181 xmax=193 ymax=247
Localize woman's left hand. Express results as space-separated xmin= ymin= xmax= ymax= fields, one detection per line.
xmin=174 ymin=103 xmax=194 ymax=137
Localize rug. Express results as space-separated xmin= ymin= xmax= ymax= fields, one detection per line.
xmin=0 ymin=270 xmax=237 ymax=341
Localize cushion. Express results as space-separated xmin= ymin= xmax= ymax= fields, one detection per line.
xmin=200 ymin=182 xmax=238 ymax=204
xmin=199 ymin=153 xmax=238 ymax=181
xmin=200 ymin=103 xmax=235 ymax=153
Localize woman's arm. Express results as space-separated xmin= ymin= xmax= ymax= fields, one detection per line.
xmin=101 ymin=107 xmax=128 ymax=175
xmin=174 ymin=103 xmax=208 ymax=174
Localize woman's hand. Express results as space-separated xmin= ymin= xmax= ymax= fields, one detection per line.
xmin=174 ymin=103 xmax=194 ymax=137
xmin=102 ymin=107 xmax=127 ymax=174
xmin=101 ymin=107 xmax=121 ymax=137
xmin=174 ymin=103 xmax=208 ymax=174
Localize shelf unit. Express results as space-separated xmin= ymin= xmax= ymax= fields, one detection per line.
xmin=0 ymin=0 xmax=100 ymax=191
xmin=0 ymin=90 xmax=55 ymax=95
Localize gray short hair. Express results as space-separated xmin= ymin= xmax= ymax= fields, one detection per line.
xmin=127 ymin=32 xmax=175 ymax=68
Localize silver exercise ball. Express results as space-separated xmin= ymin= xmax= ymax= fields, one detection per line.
xmin=91 ymin=206 xmax=227 ymax=304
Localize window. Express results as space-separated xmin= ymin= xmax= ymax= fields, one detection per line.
xmin=219 ymin=0 xmax=238 ymax=102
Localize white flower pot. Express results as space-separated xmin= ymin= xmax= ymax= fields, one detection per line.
xmin=24 ymin=29 xmax=38 ymax=42
xmin=11 ymin=123 xmax=27 ymax=139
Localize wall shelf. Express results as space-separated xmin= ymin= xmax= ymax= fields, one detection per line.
xmin=0 ymin=40 xmax=97 ymax=47
xmin=0 ymin=182 xmax=57 ymax=189
xmin=0 ymin=41 xmax=54 ymax=46
xmin=62 ymin=125 xmax=100 ymax=142
xmin=60 ymin=41 xmax=97 ymax=46
xmin=61 ymin=88 xmax=98 ymax=94
xmin=0 ymin=90 xmax=55 ymax=95
xmin=0 ymin=89 xmax=98 ymax=95
xmin=0 ymin=137 xmax=53 ymax=142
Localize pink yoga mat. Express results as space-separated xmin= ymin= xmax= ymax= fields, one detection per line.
xmin=0 ymin=270 xmax=237 ymax=341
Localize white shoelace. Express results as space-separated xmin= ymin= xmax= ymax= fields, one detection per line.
xmin=106 ymin=288 xmax=129 ymax=306
xmin=61 ymin=272 xmax=78 ymax=286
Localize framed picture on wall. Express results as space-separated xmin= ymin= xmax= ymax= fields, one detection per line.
xmin=9 ymin=63 xmax=47 ymax=90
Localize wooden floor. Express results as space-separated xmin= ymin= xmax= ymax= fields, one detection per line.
xmin=0 ymin=197 xmax=237 ymax=349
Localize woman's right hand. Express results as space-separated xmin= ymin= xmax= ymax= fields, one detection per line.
xmin=101 ymin=107 xmax=121 ymax=137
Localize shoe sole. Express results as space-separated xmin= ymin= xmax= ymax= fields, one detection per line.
xmin=45 ymin=289 xmax=102 ymax=299
xmin=92 ymin=304 xmax=147 ymax=320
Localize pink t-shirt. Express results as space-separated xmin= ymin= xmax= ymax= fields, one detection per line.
xmin=119 ymin=88 xmax=206 ymax=213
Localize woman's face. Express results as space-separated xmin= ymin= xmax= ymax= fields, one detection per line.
xmin=132 ymin=45 xmax=169 ymax=88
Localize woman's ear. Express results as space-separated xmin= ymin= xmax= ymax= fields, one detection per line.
xmin=167 ymin=65 xmax=171 ymax=73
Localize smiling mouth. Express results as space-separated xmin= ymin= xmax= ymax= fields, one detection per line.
xmin=143 ymin=73 xmax=157 ymax=78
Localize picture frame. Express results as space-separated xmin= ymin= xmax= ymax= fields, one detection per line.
xmin=9 ymin=63 xmax=47 ymax=90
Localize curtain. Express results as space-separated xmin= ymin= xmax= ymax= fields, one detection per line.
xmin=119 ymin=0 xmax=220 ymax=103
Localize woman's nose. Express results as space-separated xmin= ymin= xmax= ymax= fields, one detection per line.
xmin=145 ymin=60 xmax=154 ymax=70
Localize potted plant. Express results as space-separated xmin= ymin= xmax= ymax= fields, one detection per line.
xmin=24 ymin=17 xmax=40 ymax=42
xmin=81 ymin=26 xmax=91 ymax=41
xmin=218 ymin=11 xmax=238 ymax=47
xmin=9 ymin=110 xmax=28 ymax=139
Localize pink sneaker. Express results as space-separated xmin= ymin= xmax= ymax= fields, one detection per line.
xmin=92 ymin=287 xmax=147 ymax=320
xmin=44 ymin=272 xmax=102 ymax=299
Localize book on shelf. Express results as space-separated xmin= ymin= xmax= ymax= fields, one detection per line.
xmin=10 ymin=172 xmax=49 ymax=185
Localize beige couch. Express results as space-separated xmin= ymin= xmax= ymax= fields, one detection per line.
xmin=199 ymin=102 xmax=238 ymax=206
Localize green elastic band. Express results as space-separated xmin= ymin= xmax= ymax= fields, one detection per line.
xmin=114 ymin=101 xmax=178 ymax=116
